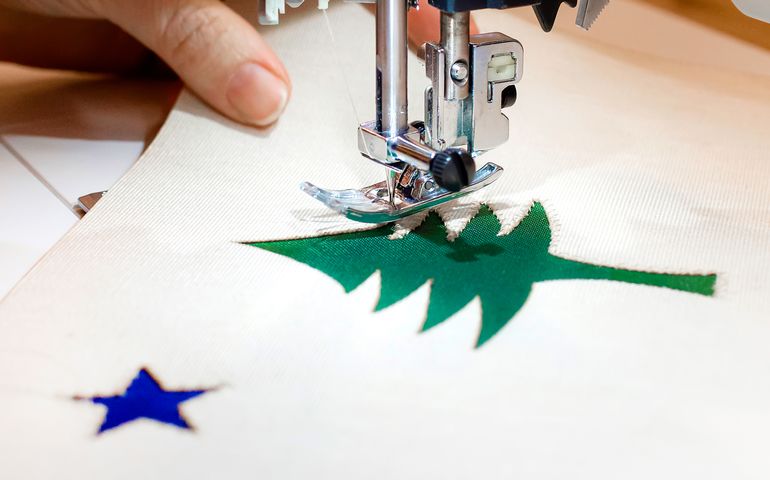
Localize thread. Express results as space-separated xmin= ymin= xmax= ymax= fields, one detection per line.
xmin=322 ymin=9 xmax=362 ymax=124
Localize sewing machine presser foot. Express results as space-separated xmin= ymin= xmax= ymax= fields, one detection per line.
xmin=301 ymin=163 xmax=502 ymax=224
xmin=303 ymin=118 xmax=502 ymax=223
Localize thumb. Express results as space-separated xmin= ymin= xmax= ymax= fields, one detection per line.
xmin=98 ymin=0 xmax=291 ymax=127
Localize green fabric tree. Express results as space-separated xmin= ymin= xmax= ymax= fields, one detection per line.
xmin=250 ymin=203 xmax=716 ymax=347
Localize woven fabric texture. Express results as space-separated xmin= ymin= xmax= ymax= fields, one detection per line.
xmin=0 ymin=2 xmax=769 ymax=479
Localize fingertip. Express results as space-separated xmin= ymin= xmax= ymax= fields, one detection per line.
xmin=226 ymin=62 xmax=290 ymax=127
xmin=104 ymin=0 xmax=293 ymax=127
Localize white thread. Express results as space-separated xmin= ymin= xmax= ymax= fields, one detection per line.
xmin=322 ymin=9 xmax=362 ymax=125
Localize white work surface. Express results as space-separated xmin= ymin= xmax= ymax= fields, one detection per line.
xmin=0 ymin=66 xmax=178 ymax=299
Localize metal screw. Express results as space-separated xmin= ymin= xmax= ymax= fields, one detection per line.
xmin=450 ymin=61 xmax=469 ymax=83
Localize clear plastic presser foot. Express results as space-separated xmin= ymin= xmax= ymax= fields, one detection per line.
xmin=301 ymin=162 xmax=503 ymax=224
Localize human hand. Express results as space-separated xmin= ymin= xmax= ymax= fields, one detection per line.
xmin=0 ymin=0 xmax=462 ymax=128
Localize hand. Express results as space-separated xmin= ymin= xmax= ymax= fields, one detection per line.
xmin=0 ymin=0 xmax=459 ymax=128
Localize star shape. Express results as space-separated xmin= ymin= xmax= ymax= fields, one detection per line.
xmin=81 ymin=368 xmax=209 ymax=433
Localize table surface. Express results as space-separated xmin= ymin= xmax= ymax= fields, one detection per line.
xmin=0 ymin=65 xmax=179 ymax=300
xmin=641 ymin=0 xmax=770 ymax=51
xmin=1 ymin=0 xmax=768 ymax=301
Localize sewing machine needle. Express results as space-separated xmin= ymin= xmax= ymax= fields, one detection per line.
xmin=386 ymin=170 xmax=397 ymax=205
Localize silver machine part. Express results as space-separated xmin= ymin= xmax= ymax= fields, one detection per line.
xmin=300 ymin=0 xmax=516 ymax=223
xmin=441 ymin=12 xmax=470 ymax=102
xmin=255 ymin=0 xmax=612 ymax=223
xmin=468 ymin=33 xmax=523 ymax=152
xmin=376 ymin=0 xmax=409 ymax=137
xmin=301 ymin=163 xmax=502 ymax=223
xmin=425 ymin=12 xmax=471 ymax=150
xmin=575 ymin=0 xmax=610 ymax=30
xmin=426 ymin=32 xmax=522 ymax=154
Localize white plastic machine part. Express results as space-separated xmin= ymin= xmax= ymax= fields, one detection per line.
xmin=259 ymin=0 xmax=330 ymax=25
xmin=260 ymin=1 xmax=770 ymax=28
xmin=733 ymin=0 xmax=770 ymax=23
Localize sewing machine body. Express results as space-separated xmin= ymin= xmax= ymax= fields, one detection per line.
xmin=261 ymin=0 xmax=609 ymax=223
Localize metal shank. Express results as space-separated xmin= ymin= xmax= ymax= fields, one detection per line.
xmin=376 ymin=0 xmax=409 ymax=137
xmin=440 ymin=12 xmax=470 ymax=101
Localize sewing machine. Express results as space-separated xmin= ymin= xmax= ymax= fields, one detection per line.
xmin=258 ymin=0 xmax=770 ymax=224
xmin=258 ymin=0 xmax=609 ymax=223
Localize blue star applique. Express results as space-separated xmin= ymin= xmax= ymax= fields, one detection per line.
xmin=83 ymin=368 xmax=209 ymax=433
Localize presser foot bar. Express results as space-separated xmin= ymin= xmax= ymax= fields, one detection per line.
xmin=301 ymin=162 xmax=503 ymax=224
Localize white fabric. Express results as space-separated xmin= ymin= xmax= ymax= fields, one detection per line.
xmin=1 ymin=2 xmax=769 ymax=479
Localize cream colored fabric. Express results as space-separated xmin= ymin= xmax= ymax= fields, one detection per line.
xmin=1 ymin=2 xmax=770 ymax=479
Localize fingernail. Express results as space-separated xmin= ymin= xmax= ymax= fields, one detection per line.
xmin=227 ymin=63 xmax=289 ymax=127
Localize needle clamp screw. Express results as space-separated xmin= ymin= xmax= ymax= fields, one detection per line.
xmin=450 ymin=61 xmax=469 ymax=83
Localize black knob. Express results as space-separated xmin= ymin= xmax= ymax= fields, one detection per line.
xmin=501 ymin=85 xmax=517 ymax=109
xmin=430 ymin=148 xmax=476 ymax=192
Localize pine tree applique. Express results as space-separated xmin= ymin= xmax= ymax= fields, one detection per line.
xmin=250 ymin=203 xmax=716 ymax=347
